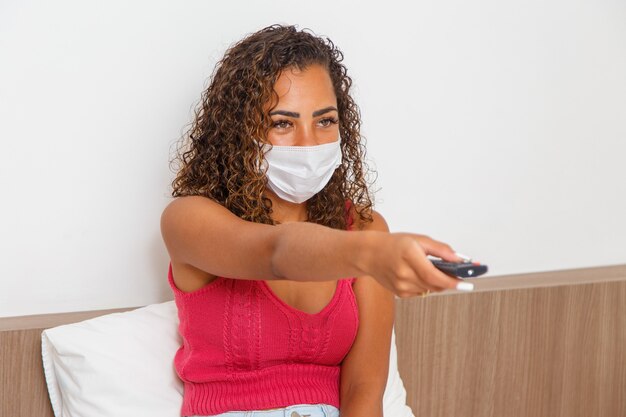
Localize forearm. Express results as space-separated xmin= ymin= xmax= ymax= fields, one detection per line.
xmin=340 ymin=387 xmax=384 ymax=417
xmin=271 ymin=222 xmax=375 ymax=282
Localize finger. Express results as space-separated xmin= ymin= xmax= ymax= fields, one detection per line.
xmin=396 ymin=269 xmax=441 ymax=293
xmin=395 ymin=285 xmax=430 ymax=299
xmin=414 ymin=280 xmax=442 ymax=293
xmin=404 ymin=247 xmax=460 ymax=291
xmin=454 ymin=252 xmax=473 ymax=263
xmin=416 ymin=255 xmax=465 ymax=290
xmin=417 ymin=238 xmax=464 ymax=262
xmin=402 ymin=241 xmax=449 ymax=292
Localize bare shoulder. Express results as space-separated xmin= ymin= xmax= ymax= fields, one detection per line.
xmin=161 ymin=195 xmax=228 ymax=221
xmin=160 ymin=195 xmax=238 ymax=251
xmin=161 ymin=195 xmax=282 ymax=292
xmin=161 ymin=196 xmax=225 ymax=293
xmin=349 ymin=203 xmax=389 ymax=233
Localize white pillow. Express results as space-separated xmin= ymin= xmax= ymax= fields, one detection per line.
xmin=385 ymin=328 xmax=415 ymax=417
xmin=41 ymin=301 xmax=415 ymax=417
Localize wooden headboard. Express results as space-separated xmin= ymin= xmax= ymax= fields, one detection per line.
xmin=2 ymin=264 xmax=625 ymax=417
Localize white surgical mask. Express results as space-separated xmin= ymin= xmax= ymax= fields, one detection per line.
xmin=258 ymin=138 xmax=343 ymax=204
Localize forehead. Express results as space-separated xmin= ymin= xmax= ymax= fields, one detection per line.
xmin=271 ymin=64 xmax=336 ymax=107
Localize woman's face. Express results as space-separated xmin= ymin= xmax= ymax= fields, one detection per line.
xmin=265 ymin=64 xmax=339 ymax=147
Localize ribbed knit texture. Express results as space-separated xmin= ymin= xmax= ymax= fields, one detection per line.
xmin=168 ymin=201 xmax=359 ymax=416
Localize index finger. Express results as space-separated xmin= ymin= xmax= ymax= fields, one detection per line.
xmin=427 ymin=258 xmax=477 ymax=291
xmin=415 ymin=253 xmax=467 ymax=290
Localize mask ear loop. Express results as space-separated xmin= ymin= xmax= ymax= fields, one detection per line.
xmin=253 ymin=139 xmax=271 ymax=176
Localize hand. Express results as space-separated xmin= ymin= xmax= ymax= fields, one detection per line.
xmin=363 ymin=232 xmax=467 ymax=298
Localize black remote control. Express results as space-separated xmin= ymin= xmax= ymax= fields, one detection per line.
xmin=430 ymin=259 xmax=488 ymax=278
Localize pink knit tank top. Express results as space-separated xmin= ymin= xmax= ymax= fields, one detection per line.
xmin=168 ymin=201 xmax=359 ymax=416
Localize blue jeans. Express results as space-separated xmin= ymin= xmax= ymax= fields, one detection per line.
xmin=190 ymin=403 xmax=340 ymax=417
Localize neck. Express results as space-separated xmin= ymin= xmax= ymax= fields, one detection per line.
xmin=265 ymin=191 xmax=308 ymax=223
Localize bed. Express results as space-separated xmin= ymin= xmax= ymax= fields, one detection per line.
xmin=1 ymin=264 xmax=625 ymax=417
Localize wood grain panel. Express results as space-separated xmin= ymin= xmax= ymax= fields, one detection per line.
xmin=1 ymin=329 xmax=55 ymax=417
xmin=395 ymin=279 xmax=626 ymax=417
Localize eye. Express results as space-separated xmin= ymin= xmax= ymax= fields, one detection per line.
xmin=271 ymin=119 xmax=293 ymax=129
xmin=318 ymin=117 xmax=339 ymax=128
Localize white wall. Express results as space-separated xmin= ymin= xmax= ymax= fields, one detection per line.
xmin=1 ymin=0 xmax=625 ymax=317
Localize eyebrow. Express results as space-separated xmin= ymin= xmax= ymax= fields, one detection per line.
xmin=269 ymin=106 xmax=338 ymax=118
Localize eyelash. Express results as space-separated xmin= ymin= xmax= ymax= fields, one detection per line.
xmin=272 ymin=120 xmax=291 ymax=129
xmin=272 ymin=117 xmax=339 ymax=129
xmin=319 ymin=117 xmax=339 ymax=127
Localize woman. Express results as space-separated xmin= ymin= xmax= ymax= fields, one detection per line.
xmin=160 ymin=24 xmax=471 ymax=417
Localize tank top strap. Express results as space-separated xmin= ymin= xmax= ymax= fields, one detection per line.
xmin=345 ymin=199 xmax=354 ymax=231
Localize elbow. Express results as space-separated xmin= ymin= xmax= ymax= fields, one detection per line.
xmin=269 ymin=250 xmax=285 ymax=281
xmin=269 ymin=224 xmax=286 ymax=281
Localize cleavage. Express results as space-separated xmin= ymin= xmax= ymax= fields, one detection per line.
xmin=264 ymin=280 xmax=339 ymax=315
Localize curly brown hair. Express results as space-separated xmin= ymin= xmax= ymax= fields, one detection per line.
xmin=169 ymin=24 xmax=377 ymax=230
